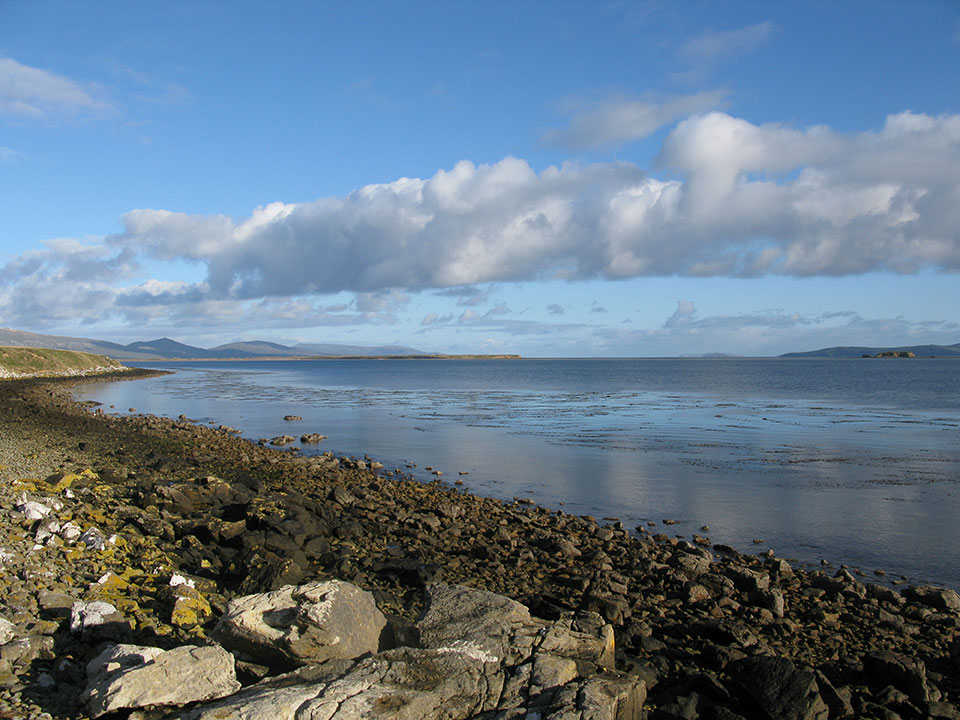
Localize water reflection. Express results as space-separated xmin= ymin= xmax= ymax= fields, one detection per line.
xmin=73 ymin=361 xmax=960 ymax=589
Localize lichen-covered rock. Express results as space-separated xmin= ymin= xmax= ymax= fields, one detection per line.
xmin=212 ymin=579 xmax=386 ymax=669
xmin=171 ymin=585 xmax=213 ymax=629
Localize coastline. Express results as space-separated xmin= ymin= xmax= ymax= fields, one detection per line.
xmin=130 ymin=353 xmax=524 ymax=362
xmin=0 ymin=372 xmax=958 ymax=718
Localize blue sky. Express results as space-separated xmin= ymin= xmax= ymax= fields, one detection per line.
xmin=1 ymin=1 xmax=959 ymax=356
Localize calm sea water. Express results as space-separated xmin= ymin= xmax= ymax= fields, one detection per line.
xmin=74 ymin=358 xmax=960 ymax=589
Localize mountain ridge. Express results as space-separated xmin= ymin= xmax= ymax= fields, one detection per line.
xmin=0 ymin=328 xmax=427 ymax=361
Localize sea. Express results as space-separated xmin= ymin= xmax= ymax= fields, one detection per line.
xmin=72 ymin=357 xmax=960 ymax=590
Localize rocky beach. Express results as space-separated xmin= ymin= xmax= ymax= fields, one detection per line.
xmin=0 ymin=371 xmax=958 ymax=719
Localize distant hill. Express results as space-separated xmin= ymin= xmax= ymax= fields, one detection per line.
xmin=781 ymin=343 xmax=960 ymax=358
xmin=293 ymin=342 xmax=426 ymax=356
xmin=0 ymin=328 xmax=428 ymax=361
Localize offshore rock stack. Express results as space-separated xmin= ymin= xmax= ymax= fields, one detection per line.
xmin=0 ymin=372 xmax=958 ymax=718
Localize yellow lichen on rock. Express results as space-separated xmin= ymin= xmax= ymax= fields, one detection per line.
xmin=170 ymin=585 xmax=212 ymax=629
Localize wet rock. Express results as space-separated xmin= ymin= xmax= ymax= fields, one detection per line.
xmin=269 ymin=435 xmax=296 ymax=447
xmin=300 ymin=432 xmax=326 ymax=443
xmin=213 ymin=579 xmax=386 ymax=669
xmin=83 ymin=643 xmax=240 ymax=718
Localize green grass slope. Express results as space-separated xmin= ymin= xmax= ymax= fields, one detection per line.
xmin=0 ymin=346 xmax=126 ymax=379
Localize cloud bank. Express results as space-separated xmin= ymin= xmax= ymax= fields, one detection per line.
xmin=2 ymin=110 xmax=959 ymax=330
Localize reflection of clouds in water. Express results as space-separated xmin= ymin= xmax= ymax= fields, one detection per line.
xmin=152 ymin=369 xmax=960 ymax=461
xmin=77 ymin=362 xmax=960 ymax=589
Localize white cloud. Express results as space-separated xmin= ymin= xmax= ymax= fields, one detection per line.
xmin=0 ymin=56 xmax=115 ymax=122
xmin=543 ymin=90 xmax=728 ymax=150
xmin=3 ymin=110 xmax=960 ymax=332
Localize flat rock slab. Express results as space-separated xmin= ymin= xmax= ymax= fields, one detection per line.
xmin=185 ymin=647 xmax=504 ymax=720
xmin=213 ymin=579 xmax=386 ymax=669
xmin=83 ymin=643 xmax=240 ymax=718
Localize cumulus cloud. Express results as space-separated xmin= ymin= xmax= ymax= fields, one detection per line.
xmin=118 ymin=110 xmax=959 ymax=290
xmin=3 ymin=110 xmax=960 ymax=331
xmin=0 ymin=56 xmax=115 ymax=122
xmin=543 ymin=90 xmax=728 ymax=150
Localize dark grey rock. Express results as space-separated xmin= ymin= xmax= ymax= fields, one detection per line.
xmin=729 ymin=655 xmax=828 ymax=720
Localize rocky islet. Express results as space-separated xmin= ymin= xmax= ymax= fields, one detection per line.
xmin=0 ymin=372 xmax=957 ymax=718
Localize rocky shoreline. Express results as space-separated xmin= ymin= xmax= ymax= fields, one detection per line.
xmin=0 ymin=371 xmax=958 ymax=719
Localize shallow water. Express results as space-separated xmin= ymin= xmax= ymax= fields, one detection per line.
xmin=74 ymin=358 xmax=960 ymax=589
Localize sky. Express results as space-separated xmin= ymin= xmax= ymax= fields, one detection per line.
xmin=1 ymin=1 xmax=959 ymax=357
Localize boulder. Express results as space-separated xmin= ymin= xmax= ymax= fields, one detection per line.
xmin=902 ymin=585 xmax=960 ymax=613
xmin=541 ymin=674 xmax=647 ymax=720
xmin=536 ymin=613 xmax=617 ymax=673
xmin=729 ymin=655 xmax=828 ymax=720
xmin=212 ymin=579 xmax=386 ymax=669
xmin=83 ymin=643 xmax=240 ymax=718
xmin=416 ymin=582 xmax=537 ymax=665
xmin=862 ymin=650 xmax=931 ymax=705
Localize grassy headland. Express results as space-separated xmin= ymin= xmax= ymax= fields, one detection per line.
xmin=0 ymin=346 xmax=126 ymax=379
